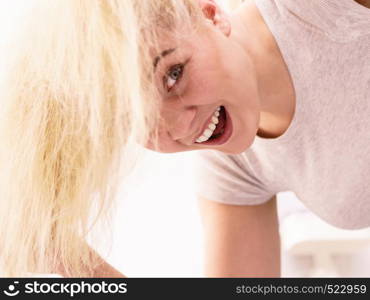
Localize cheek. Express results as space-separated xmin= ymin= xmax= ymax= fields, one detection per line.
xmin=186 ymin=63 xmax=225 ymax=105
xmin=145 ymin=128 xmax=188 ymax=153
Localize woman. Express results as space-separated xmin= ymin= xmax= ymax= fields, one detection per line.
xmin=0 ymin=0 xmax=369 ymax=277
xmin=149 ymin=0 xmax=370 ymax=277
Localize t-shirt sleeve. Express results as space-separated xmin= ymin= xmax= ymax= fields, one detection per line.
xmin=191 ymin=149 xmax=276 ymax=206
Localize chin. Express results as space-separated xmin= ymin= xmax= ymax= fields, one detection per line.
xmin=220 ymin=147 xmax=247 ymax=155
xmin=218 ymin=139 xmax=254 ymax=154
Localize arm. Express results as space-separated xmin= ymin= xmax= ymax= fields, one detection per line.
xmin=197 ymin=194 xmax=280 ymax=277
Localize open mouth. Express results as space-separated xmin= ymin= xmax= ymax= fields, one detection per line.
xmin=195 ymin=106 xmax=233 ymax=146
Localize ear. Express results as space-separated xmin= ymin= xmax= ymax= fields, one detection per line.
xmin=198 ymin=0 xmax=231 ymax=36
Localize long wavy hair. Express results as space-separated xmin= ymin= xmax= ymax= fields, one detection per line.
xmin=0 ymin=0 xmax=205 ymax=277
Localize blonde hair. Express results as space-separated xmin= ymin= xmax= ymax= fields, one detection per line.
xmin=0 ymin=0 xmax=206 ymax=277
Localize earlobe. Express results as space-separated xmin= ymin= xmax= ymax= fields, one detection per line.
xmin=213 ymin=13 xmax=231 ymax=37
xmin=217 ymin=18 xmax=231 ymax=37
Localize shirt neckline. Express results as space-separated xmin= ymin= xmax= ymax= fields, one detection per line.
xmin=334 ymin=0 xmax=370 ymax=40
xmin=349 ymin=0 xmax=370 ymax=15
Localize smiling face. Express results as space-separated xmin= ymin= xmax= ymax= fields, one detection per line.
xmin=145 ymin=2 xmax=262 ymax=154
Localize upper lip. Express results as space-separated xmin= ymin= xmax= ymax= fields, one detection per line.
xmin=191 ymin=107 xmax=220 ymax=144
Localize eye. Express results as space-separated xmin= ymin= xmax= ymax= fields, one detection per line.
xmin=163 ymin=64 xmax=184 ymax=92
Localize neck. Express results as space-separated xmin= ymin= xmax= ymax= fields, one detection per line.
xmin=229 ymin=0 xmax=296 ymax=138
xmin=231 ymin=1 xmax=285 ymax=110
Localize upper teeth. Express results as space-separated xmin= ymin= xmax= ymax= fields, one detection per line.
xmin=196 ymin=106 xmax=221 ymax=143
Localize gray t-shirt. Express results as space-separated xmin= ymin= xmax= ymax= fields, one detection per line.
xmin=192 ymin=0 xmax=370 ymax=229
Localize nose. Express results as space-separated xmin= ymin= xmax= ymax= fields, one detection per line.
xmin=166 ymin=107 xmax=197 ymax=142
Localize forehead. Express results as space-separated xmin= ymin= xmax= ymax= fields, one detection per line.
xmin=152 ymin=25 xmax=206 ymax=55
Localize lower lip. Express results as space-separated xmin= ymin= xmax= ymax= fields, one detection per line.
xmin=195 ymin=106 xmax=233 ymax=146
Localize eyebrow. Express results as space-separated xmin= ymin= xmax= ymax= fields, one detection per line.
xmin=153 ymin=48 xmax=177 ymax=71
